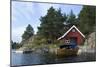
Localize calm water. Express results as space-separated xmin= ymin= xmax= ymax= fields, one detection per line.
xmin=11 ymin=51 xmax=96 ymax=66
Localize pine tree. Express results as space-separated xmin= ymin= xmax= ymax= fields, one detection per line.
xmin=78 ymin=5 xmax=96 ymax=35
xmin=37 ymin=7 xmax=67 ymax=41
xmin=67 ymin=10 xmax=77 ymax=26
xmin=22 ymin=24 xmax=34 ymax=41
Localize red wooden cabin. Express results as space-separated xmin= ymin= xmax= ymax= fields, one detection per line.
xmin=58 ymin=25 xmax=85 ymax=45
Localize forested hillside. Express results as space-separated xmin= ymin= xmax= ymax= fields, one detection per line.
xmin=11 ymin=5 xmax=96 ymax=49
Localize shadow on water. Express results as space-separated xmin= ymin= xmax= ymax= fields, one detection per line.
xmin=11 ymin=51 xmax=96 ymax=66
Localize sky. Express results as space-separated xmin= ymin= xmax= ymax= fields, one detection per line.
xmin=12 ymin=1 xmax=83 ymax=42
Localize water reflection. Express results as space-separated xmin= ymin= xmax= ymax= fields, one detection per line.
xmin=11 ymin=52 xmax=96 ymax=66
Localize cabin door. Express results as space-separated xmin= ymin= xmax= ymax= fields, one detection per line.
xmin=70 ymin=37 xmax=77 ymax=46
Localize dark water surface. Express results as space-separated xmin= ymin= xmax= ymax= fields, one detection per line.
xmin=11 ymin=51 xmax=96 ymax=66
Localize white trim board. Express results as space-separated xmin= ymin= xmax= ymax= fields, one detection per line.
xmin=58 ymin=25 xmax=85 ymax=40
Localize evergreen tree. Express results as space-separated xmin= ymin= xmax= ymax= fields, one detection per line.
xmin=22 ymin=24 xmax=34 ymax=41
xmin=37 ymin=7 xmax=67 ymax=41
xmin=11 ymin=40 xmax=20 ymax=49
xmin=67 ymin=10 xmax=77 ymax=26
xmin=78 ymin=5 xmax=96 ymax=35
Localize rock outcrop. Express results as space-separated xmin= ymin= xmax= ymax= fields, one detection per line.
xmin=84 ymin=32 xmax=96 ymax=48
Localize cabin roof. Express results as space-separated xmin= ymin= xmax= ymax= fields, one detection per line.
xmin=57 ymin=25 xmax=85 ymax=40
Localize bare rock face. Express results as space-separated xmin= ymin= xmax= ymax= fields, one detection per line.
xmin=86 ymin=32 xmax=96 ymax=48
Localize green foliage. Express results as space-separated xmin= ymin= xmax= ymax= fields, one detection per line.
xmin=78 ymin=5 xmax=96 ymax=35
xmin=22 ymin=24 xmax=34 ymax=41
xmin=66 ymin=10 xmax=78 ymax=26
xmin=11 ymin=41 xmax=22 ymax=49
xmin=37 ymin=7 xmax=67 ymax=41
xmin=33 ymin=36 xmax=47 ymax=45
xmin=19 ymin=6 xmax=96 ymax=50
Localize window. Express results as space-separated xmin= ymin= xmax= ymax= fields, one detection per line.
xmin=72 ymin=29 xmax=75 ymax=32
xmin=65 ymin=40 xmax=70 ymax=44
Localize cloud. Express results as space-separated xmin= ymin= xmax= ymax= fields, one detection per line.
xmin=12 ymin=25 xmax=26 ymax=42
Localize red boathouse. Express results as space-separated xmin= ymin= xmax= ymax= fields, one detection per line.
xmin=58 ymin=25 xmax=85 ymax=45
